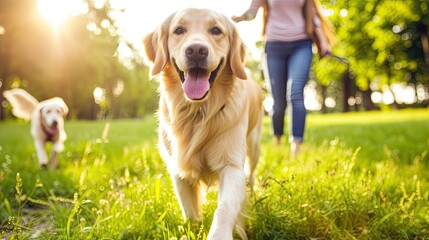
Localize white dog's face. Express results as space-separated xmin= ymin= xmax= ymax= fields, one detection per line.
xmin=40 ymin=103 xmax=65 ymax=129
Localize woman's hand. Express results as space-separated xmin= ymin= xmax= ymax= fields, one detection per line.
xmin=231 ymin=15 xmax=245 ymax=23
xmin=319 ymin=39 xmax=332 ymax=57
xmin=314 ymin=27 xmax=332 ymax=57
xmin=231 ymin=11 xmax=255 ymax=23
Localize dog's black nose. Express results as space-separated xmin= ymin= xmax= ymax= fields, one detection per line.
xmin=52 ymin=120 xmax=58 ymax=127
xmin=185 ymin=43 xmax=208 ymax=61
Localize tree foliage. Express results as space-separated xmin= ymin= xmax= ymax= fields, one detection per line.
xmin=1 ymin=0 xmax=428 ymax=118
xmin=0 ymin=0 xmax=157 ymax=119
xmin=312 ymin=0 xmax=429 ymax=110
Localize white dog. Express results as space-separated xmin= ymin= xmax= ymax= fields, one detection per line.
xmin=3 ymin=88 xmax=69 ymax=169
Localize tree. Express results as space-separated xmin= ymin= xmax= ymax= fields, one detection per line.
xmin=0 ymin=0 xmax=158 ymax=120
xmin=312 ymin=0 xmax=429 ymax=111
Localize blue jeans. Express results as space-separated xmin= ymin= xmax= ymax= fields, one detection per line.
xmin=265 ymin=39 xmax=313 ymax=142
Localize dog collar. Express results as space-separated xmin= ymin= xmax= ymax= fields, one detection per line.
xmin=40 ymin=115 xmax=59 ymax=141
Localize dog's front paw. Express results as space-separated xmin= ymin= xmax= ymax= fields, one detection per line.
xmin=40 ymin=163 xmax=48 ymax=170
xmin=207 ymin=230 xmax=233 ymax=240
xmin=207 ymin=223 xmax=233 ymax=240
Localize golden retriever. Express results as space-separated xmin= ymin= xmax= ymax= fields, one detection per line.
xmin=143 ymin=8 xmax=263 ymax=240
xmin=3 ymin=88 xmax=68 ymax=169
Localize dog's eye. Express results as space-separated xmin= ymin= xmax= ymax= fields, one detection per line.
xmin=210 ymin=27 xmax=222 ymax=35
xmin=174 ymin=27 xmax=185 ymax=35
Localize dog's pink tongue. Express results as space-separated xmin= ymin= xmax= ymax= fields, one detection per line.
xmin=183 ymin=69 xmax=209 ymax=100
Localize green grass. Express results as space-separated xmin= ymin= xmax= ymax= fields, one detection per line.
xmin=1 ymin=109 xmax=429 ymax=239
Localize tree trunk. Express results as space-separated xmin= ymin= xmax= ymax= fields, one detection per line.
xmin=342 ymin=68 xmax=351 ymax=112
xmin=320 ymin=84 xmax=328 ymax=113
xmin=419 ymin=22 xmax=429 ymax=67
xmin=361 ymin=89 xmax=379 ymax=111
xmin=0 ymin=29 xmax=11 ymax=121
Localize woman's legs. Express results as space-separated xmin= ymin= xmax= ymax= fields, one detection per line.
xmin=287 ymin=40 xmax=313 ymax=157
xmin=265 ymin=49 xmax=288 ymax=142
xmin=265 ymin=40 xmax=312 ymax=155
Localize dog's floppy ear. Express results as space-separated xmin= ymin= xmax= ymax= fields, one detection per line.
xmin=229 ymin=22 xmax=247 ymax=80
xmin=53 ymin=97 xmax=69 ymax=116
xmin=60 ymin=100 xmax=69 ymax=116
xmin=143 ymin=13 xmax=174 ymax=77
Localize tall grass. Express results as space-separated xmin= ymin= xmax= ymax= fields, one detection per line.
xmin=0 ymin=109 xmax=428 ymax=239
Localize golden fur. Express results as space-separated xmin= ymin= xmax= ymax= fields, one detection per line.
xmin=143 ymin=8 xmax=263 ymax=240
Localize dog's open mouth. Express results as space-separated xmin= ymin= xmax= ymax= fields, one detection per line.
xmin=174 ymin=59 xmax=222 ymax=100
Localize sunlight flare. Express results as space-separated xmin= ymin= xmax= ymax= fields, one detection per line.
xmin=37 ymin=0 xmax=88 ymax=29
xmin=38 ymin=0 xmax=69 ymax=28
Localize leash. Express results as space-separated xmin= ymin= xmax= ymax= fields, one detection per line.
xmin=321 ymin=52 xmax=350 ymax=66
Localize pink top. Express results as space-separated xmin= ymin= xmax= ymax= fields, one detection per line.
xmin=247 ymin=0 xmax=310 ymax=42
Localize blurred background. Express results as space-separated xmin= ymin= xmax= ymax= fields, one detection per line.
xmin=0 ymin=0 xmax=428 ymax=120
